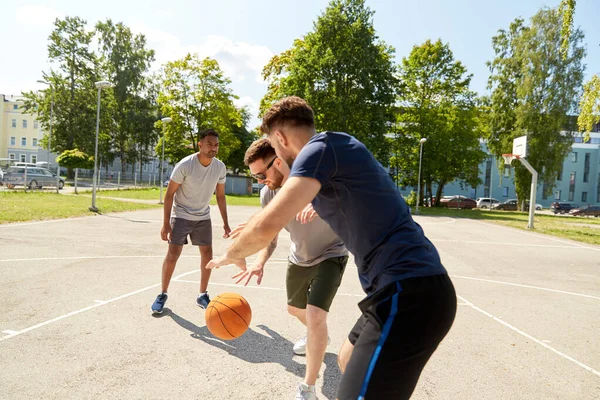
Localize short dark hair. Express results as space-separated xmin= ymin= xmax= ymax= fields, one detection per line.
xmin=199 ymin=128 xmax=219 ymax=140
xmin=260 ymin=96 xmax=315 ymax=134
xmin=244 ymin=138 xmax=276 ymax=166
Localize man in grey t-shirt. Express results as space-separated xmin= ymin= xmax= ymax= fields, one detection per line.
xmin=151 ymin=129 xmax=231 ymax=314
xmin=232 ymin=138 xmax=347 ymax=400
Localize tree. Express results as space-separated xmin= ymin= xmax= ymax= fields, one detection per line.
xmin=486 ymin=7 xmax=586 ymax=206
xmin=56 ymin=149 xmax=94 ymax=169
xmin=559 ymin=0 xmax=600 ymax=138
xmin=95 ymin=19 xmax=157 ymax=176
xmin=260 ymin=0 xmax=398 ymax=162
xmin=219 ymin=108 xmax=259 ymax=174
xmin=396 ymin=40 xmax=487 ymax=206
xmin=157 ymin=54 xmax=242 ymax=165
xmin=21 ymin=17 xmax=101 ymax=177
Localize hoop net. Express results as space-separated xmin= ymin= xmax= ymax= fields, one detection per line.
xmin=502 ymin=154 xmax=520 ymax=165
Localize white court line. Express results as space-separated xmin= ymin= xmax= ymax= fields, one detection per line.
xmin=458 ymin=294 xmax=600 ymax=377
xmin=452 ymin=275 xmax=600 ymax=300
xmin=470 ymin=219 xmax=600 ymax=252
xmin=433 ymin=239 xmax=581 ymax=249
xmin=0 ymin=256 xmax=292 ymax=264
xmin=0 ymin=269 xmax=198 ymax=342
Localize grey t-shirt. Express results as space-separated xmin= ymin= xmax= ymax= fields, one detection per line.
xmin=261 ymin=187 xmax=347 ymax=267
xmin=170 ymin=154 xmax=226 ymax=221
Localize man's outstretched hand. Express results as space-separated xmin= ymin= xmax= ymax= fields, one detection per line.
xmin=206 ymin=253 xmax=246 ymax=271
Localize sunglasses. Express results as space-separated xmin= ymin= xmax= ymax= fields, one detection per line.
xmin=251 ymin=157 xmax=277 ymax=180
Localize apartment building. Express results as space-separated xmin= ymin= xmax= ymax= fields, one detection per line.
xmin=0 ymin=94 xmax=46 ymax=164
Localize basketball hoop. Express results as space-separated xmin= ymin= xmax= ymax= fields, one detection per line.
xmin=502 ymin=154 xmax=520 ymax=165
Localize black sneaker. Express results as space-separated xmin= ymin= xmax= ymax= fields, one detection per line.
xmin=196 ymin=292 xmax=210 ymax=309
xmin=152 ymin=292 xmax=168 ymax=314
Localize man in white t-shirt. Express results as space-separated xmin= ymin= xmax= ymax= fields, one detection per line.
xmin=151 ymin=129 xmax=231 ymax=314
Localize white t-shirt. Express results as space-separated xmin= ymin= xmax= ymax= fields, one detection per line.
xmin=261 ymin=187 xmax=347 ymax=267
xmin=170 ymin=153 xmax=226 ymax=221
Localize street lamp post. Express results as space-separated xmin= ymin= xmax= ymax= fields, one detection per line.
xmin=36 ymin=80 xmax=54 ymax=167
xmin=415 ymin=137 xmax=427 ymax=215
xmin=90 ymin=80 xmax=112 ymax=212
xmin=159 ymin=117 xmax=172 ymax=204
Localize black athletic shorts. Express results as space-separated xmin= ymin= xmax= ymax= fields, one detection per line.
xmin=337 ymin=274 xmax=457 ymax=400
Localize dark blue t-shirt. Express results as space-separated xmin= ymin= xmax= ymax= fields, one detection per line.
xmin=290 ymin=131 xmax=447 ymax=295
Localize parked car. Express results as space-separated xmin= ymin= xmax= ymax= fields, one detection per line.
xmin=439 ymin=195 xmax=477 ymax=209
xmin=3 ymin=166 xmax=64 ymax=189
xmin=252 ymin=183 xmax=265 ymax=193
xmin=476 ymin=197 xmax=500 ymax=209
xmin=550 ymin=202 xmax=577 ymax=214
xmin=569 ymin=205 xmax=600 ymax=217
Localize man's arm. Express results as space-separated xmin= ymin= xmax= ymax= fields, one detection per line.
xmin=160 ymin=180 xmax=181 ymax=241
xmin=215 ymin=183 xmax=231 ymax=238
xmin=207 ymin=177 xmax=321 ymax=269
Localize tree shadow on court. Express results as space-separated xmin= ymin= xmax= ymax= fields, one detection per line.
xmin=167 ymin=310 xmax=304 ymax=378
xmin=321 ymin=352 xmax=343 ymax=400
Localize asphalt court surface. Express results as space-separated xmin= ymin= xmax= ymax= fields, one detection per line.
xmin=0 ymin=205 xmax=599 ymax=399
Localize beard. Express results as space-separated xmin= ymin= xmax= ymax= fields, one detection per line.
xmin=266 ymin=168 xmax=285 ymax=190
xmin=202 ymin=150 xmax=217 ymax=158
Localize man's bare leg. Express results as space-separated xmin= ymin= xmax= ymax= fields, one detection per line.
xmin=161 ymin=244 xmax=183 ymax=293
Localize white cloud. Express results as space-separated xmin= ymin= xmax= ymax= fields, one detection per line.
xmin=15 ymin=5 xmax=62 ymax=28
xmin=130 ymin=23 xmax=273 ymax=83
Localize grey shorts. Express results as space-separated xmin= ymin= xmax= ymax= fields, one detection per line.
xmin=169 ymin=217 xmax=212 ymax=246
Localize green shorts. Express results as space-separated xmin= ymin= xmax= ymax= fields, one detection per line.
xmin=286 ymin=256 xmax=348 ymax=312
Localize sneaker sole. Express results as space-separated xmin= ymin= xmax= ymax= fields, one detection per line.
xmin=152 ymin=309 xmax=163 ymax=314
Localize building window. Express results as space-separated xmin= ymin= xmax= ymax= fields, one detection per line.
xmin=597 ymin=174 xmax=600 ymax=203
xmin=571 ymin=152 xmax=577 ymax=162
xmin=34 ymin=120 xmax=39 ymax=129
xmin=555 ymin=190 xmax=561 ymax=201
xmin=568 ymin=172 xmax=576 ymax=201
xmin=31 ymin=155 xmax=37 ymax=164
xmin=503 ymin=187 xmax=509 ymax=197
xmin=13 ymin=104 xmax=18 ymax=110
xmin=581 ymin=192 xmax=587 ymax=202
xmin=11 ymin=119 xmax=16 ymax=128
xmin=22 ymin=119 xmax=27 ymax=129
xmin=10 ymin=137 xmax=16 ymax=146
xmin=583 ymin=153 xmax=590 ymax=183
xmin=503 ymin=166 xmax=510 ymax=177
xmin=32 ymin=138 xmax=38 ymax=147
xmin=21 ymin=137 xmax=27 ymax=146
xmin=20 ymin=154 xmax=26 ymax=162
xmin=557 ymin=168 xmax=562 ymax=181
xmin=9 ymin=153 xmax=15 ymax=160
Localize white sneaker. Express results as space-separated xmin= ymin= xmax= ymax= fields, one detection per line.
xmin=295 ymin=383 xmax=317 ymax=400
xmin=293 ymin=335 xmax=331 ymax=356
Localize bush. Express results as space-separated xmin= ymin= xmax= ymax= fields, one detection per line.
xmin=405 ymin=190 xmax=417 ymax=206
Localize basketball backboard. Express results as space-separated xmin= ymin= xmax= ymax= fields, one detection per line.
xmin=513 ymin=136 xmax=527 ymax=158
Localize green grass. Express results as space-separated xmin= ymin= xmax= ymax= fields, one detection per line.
xmin=414 ymin=207 xmax=600 ymax=246
xmin=0 ymin=191 xmax=162 ymax=224
xmin=96 ymin=187 xmax=261 ymax=206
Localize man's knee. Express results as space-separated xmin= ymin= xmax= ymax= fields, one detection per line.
xmin=199 ymin=245 xmax=213 ymax=258
xmin=306 ymin=304 xmax=328 ymax=327
xmin=287 ymin=304 xmax=303 ymax=317
xmin=166 ymin=245 xmax=183 ymax=261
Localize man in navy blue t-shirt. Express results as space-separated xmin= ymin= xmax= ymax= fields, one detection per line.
xmin=208 ymin=96 xmax=457 ymax=400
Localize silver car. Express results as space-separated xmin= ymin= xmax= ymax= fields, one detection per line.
xmin=3 ymin=166 xmax=64 ymax=190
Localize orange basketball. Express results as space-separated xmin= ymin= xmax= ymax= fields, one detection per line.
xmin=205 ymin=292 xmax=252 ymax=340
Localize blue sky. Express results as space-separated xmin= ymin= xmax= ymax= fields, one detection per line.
xmin=2 ymin=0 xmax=599 ymax=129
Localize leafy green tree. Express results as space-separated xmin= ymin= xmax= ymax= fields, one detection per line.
xmin=396 ymin=40 xmax=487 ymax=206
xmin=559 ymin=1 xmax=600 ymax=138
xmin=157 ymin=54 xmax=242 ymax=165
xmin=21 ymin=17 xmax=101 ymax=177
xmin=486 ymin=7 xmax=586 ymax=206
xmin=56 ymin=149 xmax=94 ymax=169
xmin=219 ymin=108 xmax=259 ymax=174
xmin=96 ymin=19 xmax=157 ymax=176
xmin=261 ymin=0 xmax=398 ymax=162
